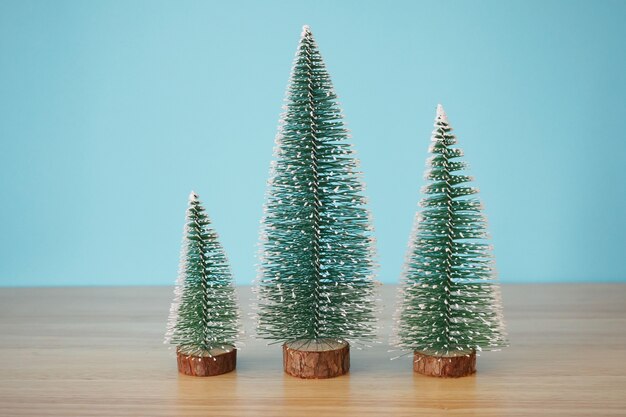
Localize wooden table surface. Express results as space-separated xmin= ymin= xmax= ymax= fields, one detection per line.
xmin=0 ymin=284 xmax=625 ymax=416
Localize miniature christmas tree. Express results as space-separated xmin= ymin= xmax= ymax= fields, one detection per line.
xmin=393 ymin=105 xmax=507 ymax=377
xmin=255 ymin=25 xmax=377 ymax=379
xmin=165 ymin=191 xmax=240 ymax=376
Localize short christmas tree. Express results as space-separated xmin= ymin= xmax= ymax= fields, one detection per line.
xmin=165 ymin=191 xmax=240 ymax=376
xmin=393 ymin=105 xmax=507 ymax=377
xmin=255 ymin=25 xmax=377 ymax=378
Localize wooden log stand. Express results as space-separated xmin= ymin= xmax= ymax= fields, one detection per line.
xmin=413 ymin=350 xmax=476 ymax=378
xmin=176 ymin=345 xmax=237 ymax=377
xmin=283 ymin=339 xmax=350 ymax=379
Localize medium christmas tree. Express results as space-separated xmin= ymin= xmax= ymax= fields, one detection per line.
xmin=393 ymin=105 xmax=507 ymax=377
xmin=165 ymin=191 xmax=240 ymax=376
xmin=256 ymin=25 xmax=377 ymax=378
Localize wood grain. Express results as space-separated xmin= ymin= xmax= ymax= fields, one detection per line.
xmin=283 ymin=339 xmax=350 ymax=379
xmin=413 ymin=350 xmax=476 ymax=378
xmin=0 ymin=284 xmax=625 ymax=416
xmin=176 ymin=347 xmax=236 ymax=377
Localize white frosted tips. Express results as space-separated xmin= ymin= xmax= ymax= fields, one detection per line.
xmin=301 ymin=25 xmax=311 ymax=36
xmin=189 ymin=191 xmax=198 ymax=202
xmin=436 ymin=104 xmax=448 ymax=123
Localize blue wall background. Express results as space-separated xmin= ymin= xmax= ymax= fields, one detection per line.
xmin=1 ymin=0 xmax=625 ymax=286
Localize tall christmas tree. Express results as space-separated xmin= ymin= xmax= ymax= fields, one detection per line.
xmin=393 ymin=105 xmax=507 ymax=377
xmin=256 ymin=26 xmax=377 ymax=378
xmin=165 ymin=191 xmax=240 ymax=376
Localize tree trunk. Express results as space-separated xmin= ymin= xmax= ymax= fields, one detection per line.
xmin=176 ymin=346 xmax=237 ymax=377
xmin=413 ymin=350 xmax=476 ymax=378
xmin=283 ymin=339 xmax=350 ymax=379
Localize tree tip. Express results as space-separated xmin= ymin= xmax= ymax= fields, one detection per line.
xmin=301 ymin=25 xmax=312 ymax=36
xmin=189 ymin=190 xmax=198 ymax=202
xmin=436 ymin=104 xmax=448 ymax=123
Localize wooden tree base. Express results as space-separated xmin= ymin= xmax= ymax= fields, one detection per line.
xmin=283 ymin=339 xmax=350 ymax=379
xmin=176 ymin=346 xmax=237 ymax=377
xmin=413 ymin=350 xmax=476 ymax=378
